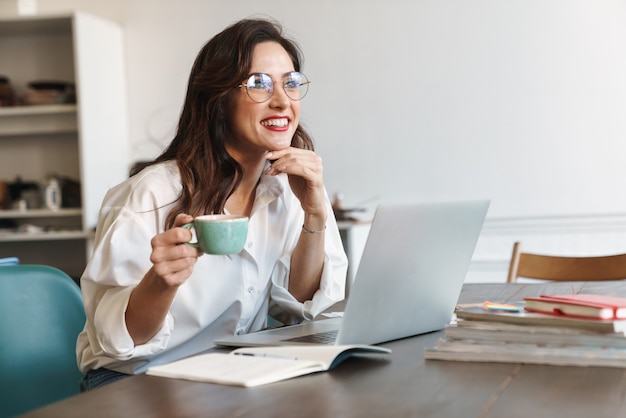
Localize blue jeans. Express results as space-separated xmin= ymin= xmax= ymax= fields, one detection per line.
xmin=80 ymin=368 xmax=130 ymax=392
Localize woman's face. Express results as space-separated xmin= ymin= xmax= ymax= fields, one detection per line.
xmin=228 ymin=41 xmax=300 ymax=156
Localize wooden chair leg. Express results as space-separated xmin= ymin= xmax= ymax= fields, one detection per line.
xmin=507 ymin=242 xmax=522 ymax=283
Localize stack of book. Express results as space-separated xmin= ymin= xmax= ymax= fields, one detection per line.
xmin=424 ymin=294 xmax=626 ymax=368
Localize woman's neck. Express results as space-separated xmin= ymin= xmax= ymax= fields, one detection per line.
xmin=224 ymin=155 xmax=266 ymax=217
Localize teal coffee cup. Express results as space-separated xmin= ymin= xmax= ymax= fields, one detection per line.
xmin=183 ymin=214 xmax=249 ymax=255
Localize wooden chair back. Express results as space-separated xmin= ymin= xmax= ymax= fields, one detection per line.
xmin=506 ymin=242 xmax=626 ymax=283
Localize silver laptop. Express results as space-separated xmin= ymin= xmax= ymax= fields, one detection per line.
xmin=215 ymin=199 xmax=489 ymax=347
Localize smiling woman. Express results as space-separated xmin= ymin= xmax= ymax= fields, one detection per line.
xmin=76 ymin=17 xmax=348 ymax=391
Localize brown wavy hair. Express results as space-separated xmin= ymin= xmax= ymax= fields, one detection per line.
xmin=150 ymin=18 xmax=314 ymax=228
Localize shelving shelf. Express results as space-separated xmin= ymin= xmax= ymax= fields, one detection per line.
xmin=0 ymin=104 xmax=78 ymax=136
xmin=0 ymin=208 xmax=85 ymax=242
xmin=0 ymin=104 xmax=77 ymax=116
xmin=0 ymin=230 xmax=91 ymax=242
xmin=0 ymin=208 xmax=82 ymax=219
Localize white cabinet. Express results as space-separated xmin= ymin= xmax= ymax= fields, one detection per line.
xmin=0 ymin=12 xmax=128 ymax=278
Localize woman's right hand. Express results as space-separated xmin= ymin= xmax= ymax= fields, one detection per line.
xmin=149 ymin=213 xmax=202 ymax=287
xmin=126 ymin=213 xmax=201 ymax=345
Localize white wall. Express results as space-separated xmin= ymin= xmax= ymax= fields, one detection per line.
xmin=123 ymin=0 xmax=626 ymax=282
xmin=4 ymin=0 xmax=626 ymax=282
xmin=119 ymin=0 xmax=626 ymax=215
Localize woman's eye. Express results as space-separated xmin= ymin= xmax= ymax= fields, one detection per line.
xmin=250 ymin=80 xmax=267 ymax=90
xmin=248 ymin=74 xmax=272 ymax=90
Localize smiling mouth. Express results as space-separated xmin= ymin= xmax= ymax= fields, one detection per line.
xmin=261 ymin=118 xmax=289 ymax=127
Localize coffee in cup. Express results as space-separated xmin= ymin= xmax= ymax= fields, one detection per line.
xmin=183 ymin=214 xmax=248 ymax=255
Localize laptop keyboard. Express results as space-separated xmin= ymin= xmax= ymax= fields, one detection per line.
xmin=281 ymin=329 xmax=338 ymax=344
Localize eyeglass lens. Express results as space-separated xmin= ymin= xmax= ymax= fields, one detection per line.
xmin=244 ymin=72 xmax=309 ymax=103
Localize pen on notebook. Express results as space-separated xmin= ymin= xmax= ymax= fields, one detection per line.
xmin=234 ymin=352 xmax=299 ymax=361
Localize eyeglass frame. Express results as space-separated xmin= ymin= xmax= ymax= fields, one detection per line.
xmin=237 ymin=71 xmax=311 ymax=103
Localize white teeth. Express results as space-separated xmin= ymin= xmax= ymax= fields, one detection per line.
xmin=261 ymin=118 xmax=288 ymax=127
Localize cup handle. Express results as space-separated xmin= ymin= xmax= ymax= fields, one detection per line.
xmin=181 ymin=223 xmax=199 ymax=248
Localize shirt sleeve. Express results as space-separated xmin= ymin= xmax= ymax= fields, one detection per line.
xmin=81 ymin=205 xmax=173 ymax=360
xmin=268 ymin=205 xmax=348 ymax=324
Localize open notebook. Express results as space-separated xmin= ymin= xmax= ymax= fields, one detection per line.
xmin=215 ymin=199 xmax=489 ymax=347
xmin=147 ymin=344 xmax=391 ymax=387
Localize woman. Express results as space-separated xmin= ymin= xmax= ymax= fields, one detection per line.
xmin=77 ymin=17 xmax=348 ymax=390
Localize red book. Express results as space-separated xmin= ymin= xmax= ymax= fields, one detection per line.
xmin=524 ymin=294 xmax=626 ymax=320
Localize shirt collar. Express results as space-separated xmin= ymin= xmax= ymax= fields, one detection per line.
xmin=253 ymin=169 xmax=288 ymax=214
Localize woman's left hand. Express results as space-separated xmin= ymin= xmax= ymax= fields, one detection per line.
xmin=264 ymin=148 xmax=327 ymax=218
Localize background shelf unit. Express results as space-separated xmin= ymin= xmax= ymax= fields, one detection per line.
xmin=0 ymin=12 xmax=128 ymax=278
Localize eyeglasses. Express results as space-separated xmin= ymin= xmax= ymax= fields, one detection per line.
xmin=238 ymin=71 xmax=310 ymax=103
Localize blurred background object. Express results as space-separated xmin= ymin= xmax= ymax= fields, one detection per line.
xmin=0 ymin=76 xmax=17 ymax=107
xmin=0 ymin=180 xmax=8 ymax=209
xmin=23 ymin=80 xmax=76 ymax=105
xmin=332 ymin=192 xmax=367 ymax=222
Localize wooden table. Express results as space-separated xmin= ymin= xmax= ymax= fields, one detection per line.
xmin=21 ymin=281 xmax=626 ymax=418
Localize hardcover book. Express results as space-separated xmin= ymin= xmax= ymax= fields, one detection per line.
xmin=524 ymin=294 xmax=626 ymax=320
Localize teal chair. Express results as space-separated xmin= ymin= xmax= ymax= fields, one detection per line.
xmin=0 ymin=265 xmax=86 ymax=417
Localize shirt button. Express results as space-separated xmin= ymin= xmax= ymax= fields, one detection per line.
xmin=236 ymin=329 xmax=244 ymax=335
xmin=247 ymin=242 xmax=253 ymax=249
xmin=247 ymin=286 xmax=255 ymax=294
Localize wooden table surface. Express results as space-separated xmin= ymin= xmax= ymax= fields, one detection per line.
xmin=21 ymin=281 xmax=626 ymax=418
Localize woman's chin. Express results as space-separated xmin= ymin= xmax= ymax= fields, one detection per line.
xmin=268 ymin=141 xmax=291 ymax=151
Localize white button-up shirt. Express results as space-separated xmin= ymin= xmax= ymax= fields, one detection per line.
xmin=76 ymin=161 xmax=348 ymax=374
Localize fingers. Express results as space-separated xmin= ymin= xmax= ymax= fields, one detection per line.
xmin=149 ymin=213 xmax=201 ymax=287
xmin=173 ymin=213 xmax=195 ymax=228
xmin=264 ymin=149 xmax=324 ymax=185
xmin=151 ymin=222 xmax=191 ymax=248
xmin=150 ymin=231 xmax=198 ymax=263
xmin=264 ymin=149 xmax=327 ymax=217
xmin=150 ymin=256 xmax=197 ymax=287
